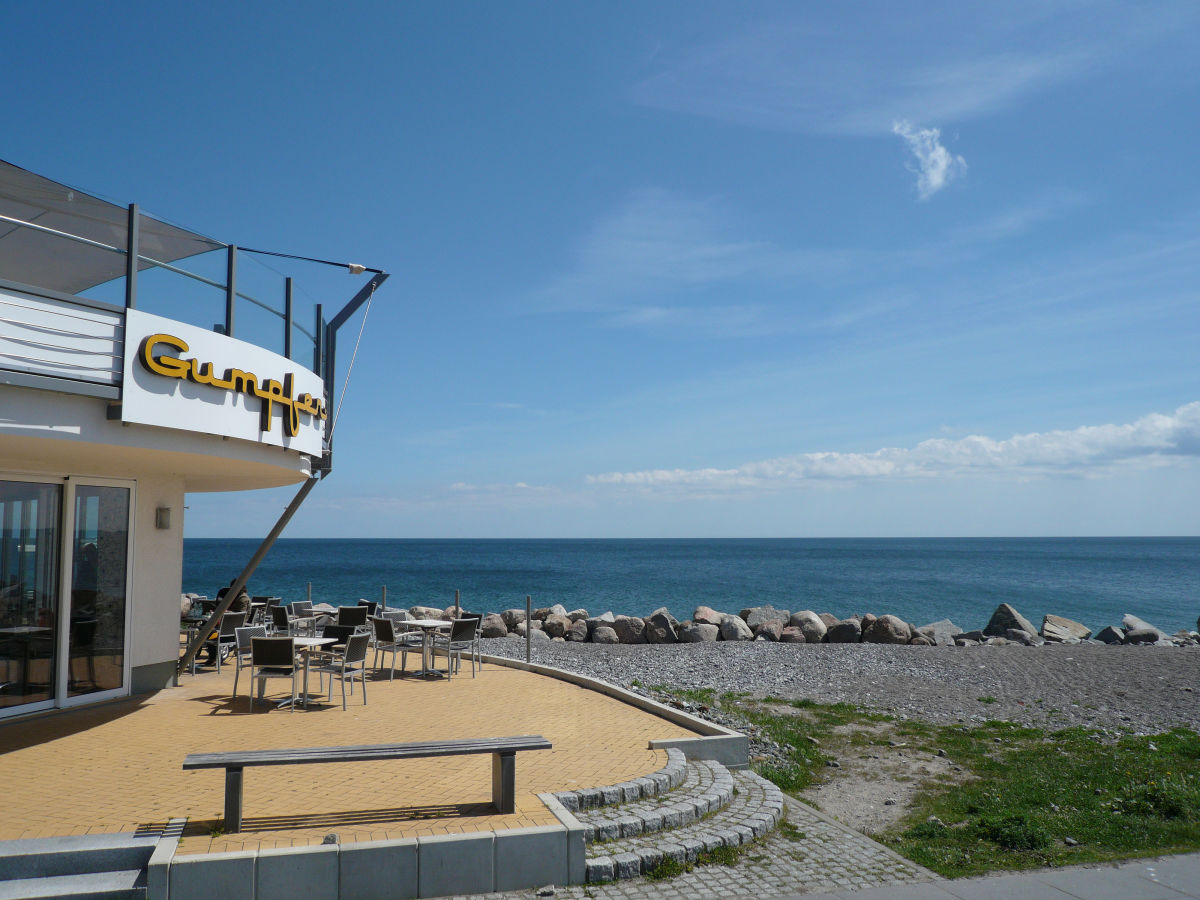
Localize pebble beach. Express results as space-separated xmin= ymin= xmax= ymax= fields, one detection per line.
xmin=483 ymin=638 xmax=1200 ymax=735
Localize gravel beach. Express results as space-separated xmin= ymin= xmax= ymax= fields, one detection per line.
xmin=483 ymin=638 xmax=1200 ymax=734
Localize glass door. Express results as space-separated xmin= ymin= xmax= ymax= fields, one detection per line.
xmin=0 ymin=480 xmax=61 ymax=712
xmin=65 ymin=484 xmax=130 ymax=699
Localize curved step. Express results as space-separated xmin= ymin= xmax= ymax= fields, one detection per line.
xmin=553 ymin=747 xmax=687 ymax=812
xmin=584 ymin=769 xmax=784 ymax=883
xmin=576 ymin=759 xmax=734 ymax=843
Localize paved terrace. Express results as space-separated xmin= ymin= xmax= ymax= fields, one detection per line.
xmin=0 ymin=657 xmax=695 ymax=855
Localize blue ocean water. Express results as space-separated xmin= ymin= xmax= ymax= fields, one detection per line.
xmin=182 ymin=537 xmax=1200 ymax=634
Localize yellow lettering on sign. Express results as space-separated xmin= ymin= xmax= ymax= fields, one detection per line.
xmin=136 ymin=332 xmax=327 ymax=439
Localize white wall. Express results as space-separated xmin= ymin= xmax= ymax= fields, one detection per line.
xmin=129 ymin=474 xmax=185 ymax=672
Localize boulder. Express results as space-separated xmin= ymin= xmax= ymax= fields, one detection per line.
xmin=863 ymin=614 xmax=911 ymax=644
xmin=542 ymin=613 xmax=572 ymax=639
xmin=1124 ymin=627 xmax=1162 ymax=645
xmin=501 ymin=608 xmax=527 ymax=629
xmin=719 ymin=615 xmax=754 ymax=641
xmin=513 ymin=620 xmax=542 ymax=637
xmin=755 ymin=620 xmax=784 ymax=642
xmin=645 ymin=610 xmax=679 ymax=644
xmin=409 ymin=605 xmax=443 ymax=620
xmin=679 ymin=622 xmax=719 ymax=643
xmin=779 ymin=626 xmax=807 ymax=643
xmin=529 ymin=627 xmax=550 ymax=641
xmin=953 ymin=630 xmax=986 ymax=644
xmin=984 ymin=604 xmax=1038 ymax=638
xmin=612 ymin=615 xmax=647 ymax=644
xmin=693 ymin=606 xmax=724 ymax=626
xmin=592 ymin=625 xmax=619 ymax=644
xmin=860 ymin=613 xmax=878 ymax=634
xmin=1042 ymin=614 xmax=1092 ymax=643
xmin=819 ymin=612 xmax=840 ymax=628
xmin=566 ymin=608 xmax=590 ymax=622
xmin=180 ymin=595 xmax=193 ymax=617
xmin=743 ymin=606 xmax=790 ymax=631
xmin=1006 ymin=628 xmax=1042 ymax=647
xmin=908 ymin=634 xmax=934 ymax=646
xmin=824 ymin=619 xmax=862 ymax=643
xmin=566 ymin=619 xmax=590 ymax=642
xmin=479 ymin=613 xmax=508 ymax=639
xmin=790 ymin=610 xmax=827 ymax=644
xmin=917 ymin=619 xmax=961 ymax=647
xmin=1095 ymin=625 xmax=1124 ymax=644
xmin=1122 ymin=614 xmax=1168 ymax=642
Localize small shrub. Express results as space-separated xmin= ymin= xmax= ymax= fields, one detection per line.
xmin=977 ymin=814 xmax=1051 ymax=851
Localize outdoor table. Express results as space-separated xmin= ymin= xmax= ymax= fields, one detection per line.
xmin=404 ymin=618 xmax=451 ymax=678
xmin=0 ymin=625 xmax=51 ymax=694
xmin=288 ymin=635 xmax=336 ymax=708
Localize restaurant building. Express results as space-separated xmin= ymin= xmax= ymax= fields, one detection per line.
xmin=0 ymin=160 xmax=384 ymax=719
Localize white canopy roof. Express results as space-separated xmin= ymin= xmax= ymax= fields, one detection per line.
xmin=0 ymin=159 xmax=222 ymax=295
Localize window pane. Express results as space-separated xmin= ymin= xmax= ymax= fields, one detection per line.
xmin=0 ymin=481 xmax=60 ymax=710
xmin=68 ymin=486 xmax=129 ymax=697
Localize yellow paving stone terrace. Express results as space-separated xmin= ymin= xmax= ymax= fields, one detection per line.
xmin=0 ymin=655 xmax=697 ymax=855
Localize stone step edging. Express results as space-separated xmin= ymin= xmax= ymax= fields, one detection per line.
xmin=552 ymin=746 xmax=688 ymax=813
xmin=577 ymin=759 xmax=734 ymax=844
xmin=584 ymin=769 xmax=784 ymax=882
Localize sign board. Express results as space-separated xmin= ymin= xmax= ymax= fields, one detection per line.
xmin=121 ymin=308 xmax=326 ymax=456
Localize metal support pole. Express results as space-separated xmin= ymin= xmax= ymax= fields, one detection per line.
xmin=307 ymin=582 xmax=312 ymax=605
xmin=455 ymin=588 xmax=460 ymax=619
xmin=225 ymin=245 xmax=237 ymax=337
xmin=283 ymin=277 xmax=293 ymax=360
xmin=178 ymin=476 xmax=321 ymax=677
xmin=125 ymin=203 xmax=139 ymax=309
xmin=525 ymin=595 xmax=532 ymax=663
xmin=312 ymin=303 xmax=323 ymax=375
xmin=381 ymin=585 xmax=387 ymax=612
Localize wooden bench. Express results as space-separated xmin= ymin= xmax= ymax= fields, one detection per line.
xmin=183 ymin=735 xmax=551 ymax=833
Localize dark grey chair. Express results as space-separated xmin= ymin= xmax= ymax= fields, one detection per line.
xmin=249 ymin=636 xmax=298 ymax=712
xmin=204 ymin=611 xmax=246 ymax=674
xmin=312 ymin=632 xmax=370 ymax=710
xmin=231 ymin=625 xmax=267 ymax=699
xmin=432 ymin=617 xmax=481 ymax=680
xmin=369 ymin=615 xmax=420 ymax=680
xmin=336 ymin=605 xmax=368 ymax=629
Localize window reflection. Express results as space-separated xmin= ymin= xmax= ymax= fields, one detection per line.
xmin=0 ymin=481 xmax=60 ymax=709
xmin=68 ymin=486 xmax=129 ymax=696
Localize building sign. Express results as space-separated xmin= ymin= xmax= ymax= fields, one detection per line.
xmin=121 ymin=309 xmax=326 ymax=456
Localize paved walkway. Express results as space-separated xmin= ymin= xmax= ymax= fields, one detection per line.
xmin=0 ymin=656 xmax=694 ymax=853
xmin=462 ymin=797 xmax=1200 ymax=900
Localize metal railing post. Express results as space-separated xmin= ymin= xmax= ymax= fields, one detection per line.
xmin=381 ymin=584 xmax=387 ymax=612
xmin=125 ymin=203 xmax=138 ymax=309
xmin=284 ymin=277 xmax=293 ymax=359
xmin=225 ymin=244 xmax=237 ymax=336
xmin=525 ymin=595 xmax=532 ymax=663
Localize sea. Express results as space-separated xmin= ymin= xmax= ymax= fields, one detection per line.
xmin=182 ymin=537 xmax=1200 ymax=635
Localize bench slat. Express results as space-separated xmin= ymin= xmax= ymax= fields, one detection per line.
xmin=183 ymin=735 xmax=550 ymax=770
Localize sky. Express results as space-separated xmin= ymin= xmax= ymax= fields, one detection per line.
xmin=4 ymin=0 xmax=1200 ymax=538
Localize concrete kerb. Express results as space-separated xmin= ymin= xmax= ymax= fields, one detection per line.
xmin=478 ymin=653 xmax=750 ymax=768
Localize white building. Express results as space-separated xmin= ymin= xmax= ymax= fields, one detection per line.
xmin=0 ymin=160 xmax=385 ymax=719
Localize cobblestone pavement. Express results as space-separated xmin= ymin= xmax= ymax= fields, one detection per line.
xmin=442 ymin=797 xmax=938 ymax=900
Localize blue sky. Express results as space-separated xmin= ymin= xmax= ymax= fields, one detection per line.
xmin=5 ymin=1 xmax=1200 ymax=537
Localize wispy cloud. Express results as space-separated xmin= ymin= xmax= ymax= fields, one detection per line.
xmin=892 ymin=120 xmax=967 ymax=199
xmin=587 ymin=402 xmax=1200 ymax=492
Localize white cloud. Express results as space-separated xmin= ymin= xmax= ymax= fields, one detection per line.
xmin=892 ymin=120 xmax=967 ymax=199
xmin=587 ymin=402 xmax=1200 ymax=492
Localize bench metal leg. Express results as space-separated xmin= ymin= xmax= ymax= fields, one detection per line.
xmin=492 ymin=751 xmax=516 ymax=814
xmin=224 ymin=767 xmax=244 ymax=833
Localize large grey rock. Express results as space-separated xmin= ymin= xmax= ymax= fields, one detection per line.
xmin=679 ymin=622 xmax=719 ymax=643
xmin=1042 ymin=614 xmax=1092 ymax=643
xmin=825 ymin=619 xmax=862 ymax=643
xmin=566 ymin=619 xmax=589 ymax=641
xmin=1095 ymin=625 xmax=1124 ymax=644
xmin=566 ymin=608 xmax=590 ymax=622
xmin=585 ymin=611 xmax=615 ymax=637
xmin=917 ymin=619 xmax=962 ymax=647
xmin=742 ymin=606 xmax=791 ymax=631
xmin=542 ymin=613 xmax=572 ymax=639
xmin=755 ymin=620 xmax=784 ymax=641
xmin=1006 ymin=628 xmax=1043 ymax=647
xmin=860 ymin=613 xmax=878 ymax=634
xmin=180 ymin=595 xmax=193 ymax=617
xmin=1122 ymin=614 xmax=1168 ymax=641
xmin=479 ymin=613 xmax=508 ymax=639
xmin=909 ymin=634 xmax=934 ymax=646
xmin=862 ymin=614 xmax=911 ymax=645
xmin=818 ymin=612 xmax=840 ymax=629
xmin=410 ymin=605 xmax=443 ymax=620
xmin=779 ymin=626 xmax=807 ymax=643
xmin=513 ymin=620 xmax=543 ymax=637
xmin=790 ymin=610 xmax=827 ymax=643
xmin=719 ymin=615 xmax=754 ymax=641
xmin=693 ymin=606 xmax=724 ymax=626
xmin=645 ymin=611 xmax=679 ymax=644
xmin=528 ymin=627 xmax=550 ymax=641
xmin=612 ymin=615 xmax=647 ymax=644
xmin=501 ymin=608 xmax=527 ymax=629
xmin=984 ymin=603 xmax=1038 ymax=637
xmin=1124 ymin=627 xmax=1162 ymax=644
xmin=592 ymin=625 xmax=619 ymax=644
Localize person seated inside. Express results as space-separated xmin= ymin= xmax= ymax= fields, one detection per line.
xmin=199 ymin=579 xmax=249 ymax=665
